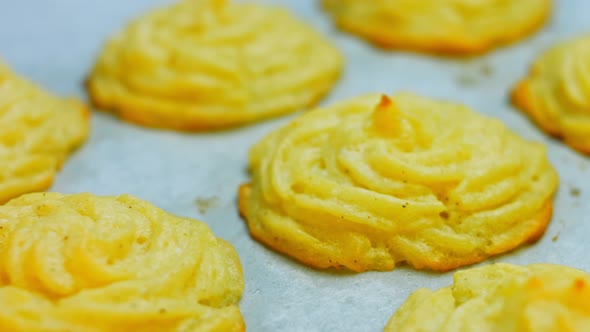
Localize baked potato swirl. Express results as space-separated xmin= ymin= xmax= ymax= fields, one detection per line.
xmin=0 ymin=61 xmax=89 ymax=204
xmin=239 ymin=93 xmax=557 ymax=272
xmin=322 ymin=0 xmax=550 ymax=54
xmin=88 ymin=0 xmax=343 ymax=130
xmin=0 ymin=193 xmax=244 ymax=331
xmin=386 ymin=263 xmax=590 ymax=332
xmin=512 ymin=35 xmax=590 ymax=154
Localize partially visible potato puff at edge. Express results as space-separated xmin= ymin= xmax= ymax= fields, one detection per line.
xmin=0 ymin=193 xmax=245 ymax=332
xmin=0 ymin=61 xmax=89 ymax=204
xmin=512 ymin=35 xmax=590 ymax=155
xmin=322 ymin=0 xmax=551 ymax=54
xmin=386 ymin=263 xmax=590 ymax=332
xmin=239 ymin=92 xmax=558 ymax=272
xmin=87 ymin=0 xmax=343 ymax=131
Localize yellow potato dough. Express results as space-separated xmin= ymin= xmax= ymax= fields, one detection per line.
xmin=0 ymin=61 xmax=89 ymax=204
xmin=239 ymin=93 xmax=558 ymax=272
xmin=0 ymin=193 xmax=245 ymax=332
xmin=322 ymin=0 xmax=551 ymax=55
xmin=386 ymin=263 xmax=590 ymax=332
xmin=87 ymin=0 xmax=343 ymax=131
xmin=512 ymin=35 xmax=590 ymax=155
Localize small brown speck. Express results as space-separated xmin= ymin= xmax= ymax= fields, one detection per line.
xmin=456 ymin=74 xmax=478 ymax=87
xmin=570 ymin=187 xmax=581 ymax=197
xmin=552 ymin=232 xmax=560 ymax=242
xmin=159 ymin=308 xmax=167 ymax=314
xmin=195 ymin=196 xmax=220 ymax=214
xmin=439 ymin=211 xmax=449 ymax=219
xmin=480 ymin=63 xmax=493 ymax=77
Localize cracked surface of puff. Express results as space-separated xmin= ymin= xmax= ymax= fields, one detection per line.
xmin=512 ymin=35 xmax=590 ymax=155
xmin=239 ymin=93 xmax=558 ymax=272
xmin=0 ymin=61 xmax=89 ymax=204
xmin=322 ymin=0 xmax=551 ymax=55
xmin=385 ymin=263 xmax=590 ymax=332
xmin=0 ymin=192 xmax=245 ymax=332
xmin=87 ymin=0 xmax=343 ymax=131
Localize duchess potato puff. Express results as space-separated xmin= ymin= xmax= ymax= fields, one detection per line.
xmin=322 ymin=0 xmax=550 ymax=54
xmin=0 ymin=61 xmax=89 ymax=204
xmin=386 ymin=263 xmax=590 ymax=332
xmin=0 ymin=193 xmax=245 ymax=332
xmin=239 ymin=93 xmax=557 ymax=272
xmin=87 ymin=0 xmax=343 ymax=130
xmin=512 ymin=35 xmax=590 ymax=154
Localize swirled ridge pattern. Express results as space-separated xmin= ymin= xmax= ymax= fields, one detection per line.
xmin=87 ymin=0 xmax=343 ymax=130
xmin=0 ymin=61 xmax=89 ymax=204
xmin=322 ymin=0 xmax=550 ymax=54
xmin=0 ymin=193 xmax=245 ymax=331
xmin=512 ymin=35 xmax=590 ymax=154
xmin=239 ymin=93 xmax=558 ymax=272
xmin=386 ymin=263 xmax=590 ymax=332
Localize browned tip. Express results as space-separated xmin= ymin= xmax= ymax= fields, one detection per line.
xmin=373 ymin=94 xmax=400 ymax=135
xmin=574 ymin=278 xmax=586 ymax=292
xmin=378 ymin=94 xmax=393 ymax=110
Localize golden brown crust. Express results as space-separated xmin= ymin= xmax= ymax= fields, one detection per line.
xmin=237 ymin=184 xmax=251 ymax=219
xmin=239 ymin=182 xmax=351 ymax=271
xmin=322 ymin=0 xmax=551 ymax=55
xmin=241 ymin=181 xmax=553 ymax=272
xmin=511 ymin=80 xmax=561 ymax=137
xmin=511 ymin=35 xmax=590 ymax=155
xmin=87 ymin=0 xmax=343 ymax=131
xmin=88 ymin=78 xmax=334 ymax=132
xmin=238 ymin=93 xmax=558 ymax=273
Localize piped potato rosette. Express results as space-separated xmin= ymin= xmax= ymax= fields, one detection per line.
xmin=87 ymin=0 xmax=343 ymax=131
xmin=322 ymin=0 xmax=550 ymax=55
xmin=386 ymin=263 xmax=590 ymax=332
xmin=239 ymin=93 xmax=558 ymax=272
xmin=0 ymin=193 xmax=244 ymax=332
xmin=0 ymin=61 xmax=89 ymax=204
xmin=512 ymin=35 xmax=590 ymax=154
